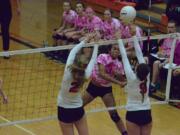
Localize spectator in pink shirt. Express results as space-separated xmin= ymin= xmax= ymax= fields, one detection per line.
xmin=82 ymin=45 xmax=128 ymax=135
xmin=53 ymin=1 xmax=77 ymax=45
xmin=120 ymin=23 xmax=143 ymax=40
xmin=150 ymin=20 xmax=180 ymax=92
xmin=102 ymin=9 xmax=121 ymax=40
xmin=158 ymin=38 xmax=176 ymax=58
xmin=64 ymin=2 xmax=87 ymax=44
xmin=99 ymin=9 xmax=121 ymax=54
xmin=80 ymin=7 xmax=102 ymax=42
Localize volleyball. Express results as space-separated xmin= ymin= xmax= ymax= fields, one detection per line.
xmin=120 ymin=6 xmax=136 ymax=23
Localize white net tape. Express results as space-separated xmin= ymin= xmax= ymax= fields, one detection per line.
xmin=0 ymin=33 xmax=179 ymax=56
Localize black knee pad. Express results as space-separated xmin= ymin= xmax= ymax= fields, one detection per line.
xmin=110 ymin=112 xmax=120 ymax=123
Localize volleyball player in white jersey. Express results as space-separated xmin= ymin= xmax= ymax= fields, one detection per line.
xmin=118 ymin=36 xmax=152 ymax=135
xmin=57 ymin=36 xmax=98 ymax=135
xmin=0 ymin=79 xmax=8 ymax=104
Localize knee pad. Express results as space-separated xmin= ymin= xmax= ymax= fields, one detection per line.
xmin=110 ymin=112 xmax=120 ymax=123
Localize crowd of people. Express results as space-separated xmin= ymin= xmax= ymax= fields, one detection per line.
xmin=55 ymin=1 xmax=180 ymax=135
xmin=51 ymin=1 xmax=143 ymax=61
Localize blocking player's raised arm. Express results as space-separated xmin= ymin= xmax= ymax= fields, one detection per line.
xmin=133 ymin=36 xmax=145 ymax=64
xmin=85 ymin=45 xmax=98 ymax=79
xmin=118 ymin=39 xmax=136 ymax=82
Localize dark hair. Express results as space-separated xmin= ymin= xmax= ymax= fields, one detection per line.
xmin=107 ymin=44 xmax=113 ymax=50
xmin=68 ymin=51 xmax=91 ymax=86
xmin=136 ymin=63 xmax=150 ymax=81
xmin=168 ymin=20 xmax=176 ymax=25
xmin=76 ymin=2 xmax=85 ymax=9
xmin=107 ymin=44 xmax=119 ymax=52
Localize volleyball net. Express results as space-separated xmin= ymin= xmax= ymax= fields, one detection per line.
xmin=0 ymin=33 xmax=179 ymax=127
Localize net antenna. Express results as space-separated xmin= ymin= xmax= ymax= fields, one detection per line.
xmin=147 ymin=0 xmax=152 ymax=56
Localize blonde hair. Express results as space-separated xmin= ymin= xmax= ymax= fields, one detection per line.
xmin=68 ymin=54 xmax=90 ymax=86
xmin=68 ymin=64 xmax=84 ymax=86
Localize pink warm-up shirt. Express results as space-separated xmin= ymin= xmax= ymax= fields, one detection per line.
xmin=102 ymin=18 xmax=121 ymax=40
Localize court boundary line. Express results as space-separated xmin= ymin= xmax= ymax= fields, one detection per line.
xmin=0 ymin=33 xmax=38 ymax=49
xmin=9 ymin=33 xmax=39 ymax=49
xmin=0 ymin=115 xmax=37 ymax=135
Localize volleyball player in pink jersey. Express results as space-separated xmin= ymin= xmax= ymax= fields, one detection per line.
xmin=53 ymin=1 xmax=77 ymax=45
xmin=80 ymin=7 xmax=102 ymax=42
xmin=0 ymin=79 xmax=8 ymax=104
xmin=102 ymin=9 xmax=121 ymax=40
xmin=82 ymin=45 xmax=128 ymax=135
xmin=64 ymin=2 xmax=87 ymax=43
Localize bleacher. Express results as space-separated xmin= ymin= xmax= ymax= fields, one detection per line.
xmin=82 ymin=0 xmax=168 ymax=35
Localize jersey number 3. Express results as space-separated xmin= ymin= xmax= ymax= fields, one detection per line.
xmin=139 ymin=81 xmax=147 ymax=94
xmin=139 ymin=81 xmax=147 ymax=103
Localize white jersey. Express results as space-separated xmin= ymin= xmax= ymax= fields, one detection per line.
xmin=118 ymin=37 xmax=151 ymax=111
xmin=57 ymin=41 xmax=98 ymax=108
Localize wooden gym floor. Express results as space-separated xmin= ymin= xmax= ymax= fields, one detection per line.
xmin=0 ymin=0 xmax=180 ymax=135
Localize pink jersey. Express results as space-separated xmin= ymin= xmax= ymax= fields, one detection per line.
xmin=85 ymin=15 xmax=102 ymax=32
xmin=120 ymin=24 xmax=143 ymax=49
xmin=102 ymin=18 xmax=121 ymax=40
xmin=74 ymin=13 xmax=87 ymax=30
xmin=63 ymin=10 xmax=77 ymax=26
xmin=120 ymin=24 xmax=131 ymax=39
xmin=91 ymin=54 xmax=124 ymax=87
xmin=174 ymin=41 xmax=180 ymax=65
xmin=161 ymin=38 xmax=180 ymax=58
